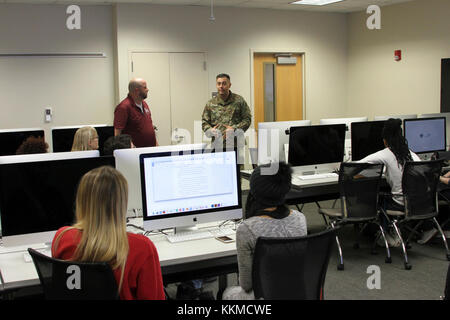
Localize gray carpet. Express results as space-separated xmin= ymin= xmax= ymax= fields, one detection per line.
xmin=167 ymin=199 xmax=449 ymax=300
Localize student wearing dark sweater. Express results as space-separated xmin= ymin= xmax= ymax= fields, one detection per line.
xmin=223 ymin=162 xmax=307 ymax=300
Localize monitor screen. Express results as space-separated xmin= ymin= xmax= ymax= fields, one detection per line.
xmin=0 ymin=156 xmax=115 ymax=246
xmin=0 ymin=129 xmax=45 ymax=156
xmin=404 ymin=117 xmax=446 ymax=154
xmin=351 ymin=120 xmax=387 ymax=161
xmin=418 ymin=112 xmax=450 ymax=147
xmin=257 ymin=120 xmax=311 ymax=164
xmin=140 ymin=149 xmax=242 ymax=231
xmin=288 ymin=124 xmax=346 ymax=167
xmin=51 ymin=125 xmax=114 ymax=154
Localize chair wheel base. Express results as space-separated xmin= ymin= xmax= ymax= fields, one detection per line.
xmin=404 ymin=263 xmax=412 ymax=270
xmin=337 ymin=263 xmax=344 ymax=271
xmin=385 ymin=257 xmax=392 ymax=263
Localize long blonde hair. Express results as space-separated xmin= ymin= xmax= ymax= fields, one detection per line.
xmin=71 ymin=126 xmax=98 ymax=151
xmin=53 ymin=166 xmax=129 ymax=291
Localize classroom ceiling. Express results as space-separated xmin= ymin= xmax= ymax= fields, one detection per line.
xmin=1 ymin=0 xmax=418 ymax=13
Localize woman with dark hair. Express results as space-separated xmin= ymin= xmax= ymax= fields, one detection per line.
xmin=16 ymin=136 xmax=48 ymax=154
xmin=222 ymin=162 xmax=307 ymax=300
xmin=358 ymin=118 xmax=421 ymax=245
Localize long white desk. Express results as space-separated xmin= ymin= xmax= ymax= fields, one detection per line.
xmin=0 ymin=220 xmax=238 ymax=295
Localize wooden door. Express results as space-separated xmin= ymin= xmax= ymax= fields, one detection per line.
xmin=253 ymin=53 xmax=303 ymax=132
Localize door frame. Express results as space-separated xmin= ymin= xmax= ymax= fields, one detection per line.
xmin=249 ymin=49 xmax=306 ymax=125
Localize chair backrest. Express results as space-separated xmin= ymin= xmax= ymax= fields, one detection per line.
xmin=252 ymin=228 xmax=336 ymax=300
xmin=444 ymin=263 xmax=450 ymax=300
xmin=402 ymin=160 xmax=443 ymax=219
xmin=28 ymin=248 xmax=119 ymax=300
xmin=338 ymin=162 xmax=384 ymax=221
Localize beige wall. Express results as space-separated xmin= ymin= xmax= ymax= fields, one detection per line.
xmin=115 ymin=4 xmax=348 ymax=126
xmin=347 ymin=0 xmax=450 ymax=119
xmin=0 ymin=4 xmax=115 ymax=151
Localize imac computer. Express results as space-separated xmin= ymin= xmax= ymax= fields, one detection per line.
xmin=0 ymin=128 xmax=45 ymax=156
xmin=351 ymin=120 xmax=387 ymax=161
xmin=418 ymin=112 xmax=450 ymax=149
xmin=257 ymin=120 xmax=311 ymax=165
xmin=288 ymin=124 xmax=346 ymax=175
xmin=404 ymin=117 xmax=446 ymax=159
xmin=114 ymin=143 xmax=206 ymax=217
xmin=51 ymin=124 xmax=114 ymax=154
xmin=0 ymin=155 xmax=115 ymax=248
xmin=140 ymin=149 xmax=242 ymax=233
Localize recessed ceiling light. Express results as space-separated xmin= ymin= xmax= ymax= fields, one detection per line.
xmin=290 ymin=0 xmax=344 ymax=6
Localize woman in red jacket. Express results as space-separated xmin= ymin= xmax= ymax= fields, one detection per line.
xmin=51 ymin=165 xmax=165 ymax=300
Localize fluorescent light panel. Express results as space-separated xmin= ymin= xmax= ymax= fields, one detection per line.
xmin=291 ymin=0 xmax=344 ymax=5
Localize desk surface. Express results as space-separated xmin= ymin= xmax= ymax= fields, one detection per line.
xmin=0 ymin=220 xmax=238 ymax=293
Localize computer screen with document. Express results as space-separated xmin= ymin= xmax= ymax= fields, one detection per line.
xmin=140 ymin=149 xmax=242 ymax=232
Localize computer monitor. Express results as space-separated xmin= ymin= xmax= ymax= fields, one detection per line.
xmin=0 ymin=128 xmax=45 ymax=156
xmin=0 ymin=155 xmax=115 ymax=248
xmin=140 ymin=149 xmax=242 ymax=232
xmin=288 ymin=124 xmax=346 ymax=175
xmin=257 ymin=120 xmax=311 ymax=165
xmin=374 ymin=114 xmax=417 ymax=121
xmin=403 ymin=117 xmax=446 ymax=154
xmin=51 ymin=124 xmax=113 ymax=154
xmin=351 ymin=120 xmax=387 ymax=161
xmin=113 ymin=143 xmax=206 ymax=217
xmin=418 ymin=112 xmax=450 ymax=148
xmin=0 ymin=150 xmax=99 ymax=165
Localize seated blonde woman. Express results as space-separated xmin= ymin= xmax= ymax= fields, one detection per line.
xmin=71 ymin=126 xmax=99 ymax=151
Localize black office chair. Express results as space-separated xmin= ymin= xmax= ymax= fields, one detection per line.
xmin=380 ymin=160 xmax=450 ymax=270
xmin=28 ymin=248 xmax=119 ymax=300
xmin=318 ymin=162 xmax=389 ymax=270
xmin=443 ymin=263 xmax=450 ymax=300
xmin=433 ymin=151 xmax=450 ymax=231
xmin=252 ymin=228 xmax=336 ymax=300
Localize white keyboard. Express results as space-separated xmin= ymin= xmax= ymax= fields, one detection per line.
xmin=297 ymin=172 xmax=338 ymax=180
xmin=166 ymin=228 xmax=235 ymax=243
xmin=23 ymin=248 xmax=51 ymax=263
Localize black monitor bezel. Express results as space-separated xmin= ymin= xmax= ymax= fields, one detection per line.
xmin=288 ymin=124 xmax=346 ymax=166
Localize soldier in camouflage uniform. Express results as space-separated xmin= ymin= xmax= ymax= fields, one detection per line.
xmin=202 ymin=74 xmax=251 ymax=156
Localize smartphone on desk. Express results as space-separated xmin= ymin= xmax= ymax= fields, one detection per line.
xmin=216 ymin=236 xmax=234 ymax=243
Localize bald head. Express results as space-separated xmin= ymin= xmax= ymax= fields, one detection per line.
xmin=128 ymin=78 xmax=146 ymax=93
xmin=128 ymin=78 xmax=148 ymax=102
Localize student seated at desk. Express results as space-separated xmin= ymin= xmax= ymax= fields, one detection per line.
xmin=51 ymin=166 xmax=165 ymax=300
xmin=222 ymin=162 xmax=307 ymax=300
xmin=357 ymin=118 xmax=420 ymax=246
xmin=16 ymin=136 xmax=49 ymax=154
xmin=71 ymin=126 xmax=99 ymax=151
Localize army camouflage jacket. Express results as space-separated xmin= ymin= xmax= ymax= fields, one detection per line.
xmin=201 ymin=91 xmax=252 ymax=137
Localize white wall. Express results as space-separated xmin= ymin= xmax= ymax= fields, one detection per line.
xmin=0 ymin=4 xmax=115 ymax=151
xmin=115 ymin=4 xmax=348 ymax=125
xmin=347 ymin=0 xmax=450 ymax=120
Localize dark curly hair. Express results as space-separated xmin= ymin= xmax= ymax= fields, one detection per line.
xmin=382 ymin=118 xmax=412 ymax=166
xmin=16 ymin=136 xmax=48 ymax=155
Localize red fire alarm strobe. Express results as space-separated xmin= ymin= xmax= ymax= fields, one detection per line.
xmin=394 ymin=50 xmax=402 ymax=61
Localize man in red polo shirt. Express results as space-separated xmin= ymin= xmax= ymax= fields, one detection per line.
xmin=114 ymin=78 xmax=158 ymax=147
